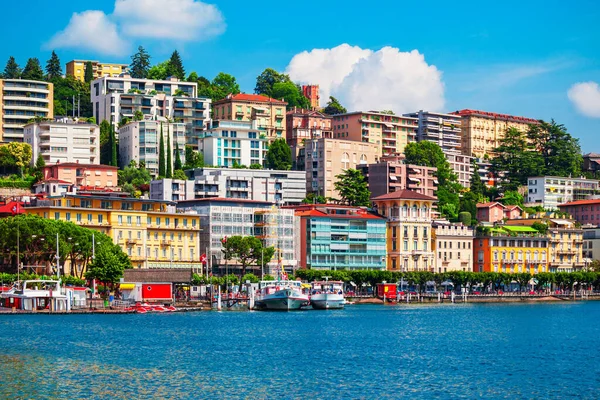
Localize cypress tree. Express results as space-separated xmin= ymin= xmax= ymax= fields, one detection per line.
xmin=158 ymin=123 xmax=166 ymax=178
xmin=130 ymin=46 xmax=151 ymax=79
xmin=166 ymin=130 xmax=173 ymax=178
xmin=21 ymin=58 xmax=44 ymax=81
xmin=110 ymin=126 xmax=118 ymax=167
xmin=45 ymin=51 xmax=62 ymax=80
xmin=3 ymin=56 xmax=21 ymax=79
xmin=167 ymin=50 xmax=185 ymax=80
xmin=84 ymin=61 xmax=94 ymax=83
xmin=174 ymin=140 xmax=182 ymax=170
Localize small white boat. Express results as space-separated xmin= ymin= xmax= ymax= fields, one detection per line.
xmin=255 ymin=280 xmax=309 ymax=311
xmin=0 ymin=280 xmax=69 ymax=311
xmin=310 ymin=279 xmax=345 ymax=310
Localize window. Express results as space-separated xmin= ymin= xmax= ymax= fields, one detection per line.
xmin=98 ymin=215 xmax=103 ymax=224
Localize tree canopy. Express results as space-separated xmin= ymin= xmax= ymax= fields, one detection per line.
xmin=334 ymin=168 xmax=371 ymax=207
xmin=221 ymin=235 xmax=275 ymax=280
xmin=130 ymin=46 xmax=151 ymax=79
xmin=166 ymin=50 xmax=185 ymax=80
xmin=271 ymin=81 xmax=310 ymax=109
xmin=184 ymin=145 xmax=204 ymax=169
xmin=264 ymin=138 xmax=292 ymax=170
xmin=255 ymin=68 xmax=291 ymax=97
xmin=322 ymin=96 xmax=347 ymax=115
xmin=45 ymin=51 xmax=62 ymax=80
xmin=21 ymin=58 xmax=44 ymax=81
xmin=3 ymin=56 xmax=21 ymax=79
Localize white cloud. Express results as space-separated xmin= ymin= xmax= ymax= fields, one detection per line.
xmin=113 ymin=0 xmax=225 ymax=41
xmin=568 ymin=82 xmax=600 ymax=118
xmin=285 ymin=44 xmax=445 ymax=113
xmin=45 ymin=11 xmax=128 ymax=56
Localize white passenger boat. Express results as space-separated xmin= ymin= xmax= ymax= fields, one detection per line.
xmin=255 ymin=280 xmax=309 ymax=311
xmin=310 ymin=279 xmax=345 ymax=309
xmin=0 ymin=280 xmax=69 ymax=311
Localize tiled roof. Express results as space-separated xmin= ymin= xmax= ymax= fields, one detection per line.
xmin=34 ymin=179 xmax=72 ymax=185
xmin=451 ymin=109 xmax=539 ymax=124
xmin=371 ymin=190 xmax=436 ymax=201
xmin=476 ymin=202 xmax=504 ymax=208
xmin=214 ymin=93 xmax=287 ymax=105
xmin=295 ymin=209 xmax=384 ymax=220
xmin=558 ymin=199 xmax=600 ymax=207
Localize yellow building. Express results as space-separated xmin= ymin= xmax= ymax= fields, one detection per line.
xmin=24 ymin=194 xmax=201 ymax=272
xmin=452 ymin=109 xmax=539 ymax=159
xmin=212 ymin=93 xmax=287 ymax=140
xmin=372 ymin=190 xmax=436 ymax=271
xmin=66 ymin=60 xmax=128 ymax=82
xmin=475 ymin=226 xmax=549 ymax=274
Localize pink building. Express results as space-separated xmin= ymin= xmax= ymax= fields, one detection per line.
xmin=42 ymin=163 xmax=119 ymax=188
xmin=286 ymin=108 xmax=332 ymax=169
xmin=559 ymin=199 xmax=600 ymax=225
xmin=476 ymin=202 xmax=505 ymax=224
xmin=504 ymin=205 xmax=523 ymax=220
xmin=301 ymin=85 xmax=320 ymax=110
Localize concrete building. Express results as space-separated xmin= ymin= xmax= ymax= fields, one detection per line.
xmin=0 ymin=79 xmax=54 ymax=142
xmin=405 ymin=110 xmax=462 ymax=155
xmin=33 ymin=163 xmax=119 ymax=196
xmin=432 ymin=220 xmax=474 ymax=273
xmin=583 ymin=153 xmax=600 ymax=174
xmin=527 ymin=176 xmax=600 ymax=210
xmin=451 ymin=109 xmax=539 ymax=159
xmin=293 ymin=204 xmax=386 ymax=270
xmin=372 ymin=190 xmax=436 ymax=272
xmin=298 ymin=138 xmax=380 ymax=199
xmin=151 ymin=168 xmax=306 ymax=205
xmin=558 ymin=199 xmax=600 ymax=226
xmin=331 ymin=111 xmax=418 ymax=156
xmin=301 ymin=85 xmax=320 ymax=109
xmin=212 ymin=93 xmax=287 ymax=140
xmin=446 ymin=154 xmax=473 ymax=189
xmin=198 ymin=120 xmax=268 ymax=167
xmin=358 ymin=155 xmax=437 ymax=198
xmin=118 ymin=120 xmax=185 ymax=177
xmin=286 ymin=108 xmax=332 ymax=168
xmin=91 ymin=75 xmax=210 ymax=149
xmin=175 ymin=198 xmax=298 ymax=275
xmin=583 ymin=227 xmax=600 ymax=262
xmin=66 ymin=60 xmax=128 ymax=82
xmin=24 ymin=194 xmax=202 ymax=271
xmin=23 ymin=118 xmax=99 ymax=166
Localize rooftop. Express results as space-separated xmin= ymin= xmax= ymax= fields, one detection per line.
xmin=295 ymin=209 xmax=384 ymax=220
xmin=451 ymin=109 xmax=539 ymax=124
xmin=476 ymin=202 xmax=504 ymax=208
xmin=558 ymin=199 xmax=600 ymax=207
xmin=213 ymin=93 xmax=287 ymax=105
xmin=371 ymin=190 xmax=436 ymax=202
xmin=44 ymin=163 xmax=118 ymax=170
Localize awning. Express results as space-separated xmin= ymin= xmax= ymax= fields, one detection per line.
xmin=119 ymin=283 xmax=136 ymax=290
xmin=409 ymin=177 xmax=420 ymax=182
xmin=389 ymin=176 xmax=397 ymax=181
xmin=549 ymin=219 xmax=570 ymax=226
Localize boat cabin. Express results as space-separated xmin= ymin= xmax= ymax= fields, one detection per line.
xmin=0 ymin=280 xmax=69 ymax=311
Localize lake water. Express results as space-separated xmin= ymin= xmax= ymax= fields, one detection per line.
xmin=1 ymin=302 xmax=600 ymax=399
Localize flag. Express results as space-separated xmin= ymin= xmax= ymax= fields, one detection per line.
xmin=200 ymin=253 xmax=207 ymax=264
xmin=220 ymin=236 xmax=227 ymax=244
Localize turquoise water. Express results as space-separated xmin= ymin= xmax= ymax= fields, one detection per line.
xmin=1 ymin=303 xmax=600 ymax=399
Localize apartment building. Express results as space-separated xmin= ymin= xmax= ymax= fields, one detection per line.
xmin=118 ymin=120 xmax=185 ymax=177
xmin=286 ymin=108 xmax=332 ymax=167
xmin=475 ymin=226 xmax=549 ymax=274
xmin=301 ymin=85 xmax=320 ymax=109
xmin=372 ymin=190 xmax=436 ymax=271
xmin=66 ymin=60 xmax=128 ymax=82
xmin=0 ymin=79 xmax=54 ymax=142
xmin=24 ymin=118 xmax=99 ymax=165
xmin=175 ymin=198 xmax=298 ymax=275
xmin=33 ymin=163 xmax=119 ymax=196
xmin=293 ymin=204 xmax=386 ymax=270
xmin=298 ymin=138 xmax=380 ymax=199
xmin=198 ymin=120 xmax=268 ymax=167
xmin=151 ymin=168 xmax=306 ymax=205
xmin=212 ymin=93 xmax=287 ymax=140
xmin=331 ymin=111 xmax=418 ymax=156
xmin=405 ymin=110 xmax=462 ymax=155
xmin=583 ymin=227 xmax=600 ymax=262
xmin=451 ymin=109 xmax=538 ymax=158
xmin=432 ymin=221 xmax=474 ymax=273
xmin=446 ymin=154 xmax=473 ymax=188
xmin=558 ymin=199 xmax=600 ymax=226
xmin=358 ymin=155 xmax=437 ymax=198
xmin=527 ymin=176 xmax=600 ymax=210
xmin=24 ymin=194 xmax=202 ymax=271
xmin=91 ymin=75 xmax=211 ymax=148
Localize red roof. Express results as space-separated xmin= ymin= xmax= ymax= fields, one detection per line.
xmin=213 ymin=93 xmax=287 ymax=105
xmin=34 ymin=179 xmax=72 ymax=185
xmin=505 ymin=205 xmax=522 ymax=211
xmin=0 ymin=201 xmax=24 ymax=215
xmin=295 ymin=209 xmax=384 ymax=220
xmin=476 ymin=202 xmax=504 ymax=208
xmin=372 ymin=190 xmax=436 ymax=201
xmin=558 ymin=199 xmax=600 ymax=207
xmin=44 ymin=163 xmax=118 ymax=170
xmin=451 ymin=109 xmax=539 ymax=124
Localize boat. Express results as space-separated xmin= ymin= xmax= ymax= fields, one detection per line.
xmin=310 ymin=278 xmax=345 ymax=310
xmin=254 ymin=280 xmax=309 ymax=311
xmin=0 ymin=280 xmax=69 ymax=311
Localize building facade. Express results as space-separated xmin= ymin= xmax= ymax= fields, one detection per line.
xmin=0 ymin=79 xmax=54 ymax=142
xmin=175 ymin=198 xmax=298 ymax=275
xmin=24 ymin=194 xmax=202 ymax=271
xmin=24 ymin=118 xmax=99 ymax=165
xmin=559 ymin=199 xmax=600 ymax=226
xmin=475 ymin=226 xmax=549 ymax=274
xmin=118 ymin=120 xmax=185 ymax=177
xmin=294 ymin=204 xmax=386 ymax=270
xmin=151 ymin=168 xmax=306 ymax=205
xmin=212 ymin=93 xmax=287 ymax=140
xmin=286 ymin=108 xmax=332 ymax=168
xmin=372 ymin=190 xmax=436 ymax=272
xmin=66 ymin=60 xmax=128 ymax=82
xmin=301 ymin=85 xmax=320 ymax=109
xmin=583 ymin=227 xmax=600 ymax=262
xmin=299 ymin=138 xmax=380 ymax=199
xmin=451 ymin=109 xmax=539 ymax=159
xmin=405 ymin=110 xmax=462 ymax=155
xmin=446 ymin=154 xmax=473 ymax=189
xmin=41 ymin=163 xmax=118 ymax=188
xmin=527 ymin=176 xmax=600 ymax=210
xmin=359 ymin=155 xmax=437 ymax=198
xmin=432 ymin=221 xmax=474 ymax=273
xmin=198 ymin=120 xmax=268 ymax=167
xmin=331 ymin=111 xmax=418 ymax=156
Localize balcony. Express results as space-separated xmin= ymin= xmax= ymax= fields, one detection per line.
xmin=160 ymin=240 xmax=172 ymax=247
xmin=126 ymin=239 xmax=138 ymax=246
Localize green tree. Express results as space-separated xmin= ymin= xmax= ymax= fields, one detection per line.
xmin=458 ymin=212 xmax=472 ymax=226
xmin=241 ymin=273 xmax=260 ymax=283
xmin=85 ymin=241 xmax=132 ymax=286
xmin=491 ymin=127 xmax=542 ymax=191
xmin=134 ymin=110 xmax=144 ymax=121
xmin=264 ymin=138 xmax=292 ymax=170
xmin=118 ymin=161 xmax=152 ymax=195
xmin=173 ymin=169 xmax=187 ymax=180
xmin=166 ymin=50 xmax=185 ymax=80
xmin=528 ymin=120 xmax=582 ymax=177
xmin=210 ymin=72 xmax=240 ymax=100
xmin=84 ymin=61 xmax=94 ymax=83
xmin=130 ymin=46 xmax=151 ymax=79
xmin=99 ymin=120 xmax=112 ymax=165
xmin=221 ymin=236 xmax=275 ymax=282
xmin=271 ymin=81 xmax=309 ymax=109
xmin=500 ymin=190 xmax=524 ymax=207
xmin=166 ymin=131 xmax=173 ymax=178
xmin=174 ymin=140 xmax=182 ymax=171
xmin=4 ymin=142 xmax=32 ymax=177
xmin=110 ymin=125 xmax=118 ymax=167
xmin=184 ymin=145 xmax=204 ymax=169
xmin=187 ymin=71 xmax=199 ymax=82
xmin=45 ymin=51 xmax=62 ymax=80
xmin=147 ymin=61 xmax=170 ymax=81
xmin=35 ymin=154 xmax=46 ymax=170
xmin=322 ymin=96 xmax=347 ymax=115
xmin=158 ymin=123 xmax=166 ymax=178
xmin=21 ymin=58 xmax=44 ymax=81
xmin=302 ymin=193 xmax=327 ymax=204
xmin=51 ymin=75 xmax=93 ymax=118
xmin=334 ymin=168 xmax=371 ymax=207
xmin=255 ymin=68 xmax=291 ymax=97
xmin=3 ymin=56 xmax=21 ymax=79
xmin=531 ymin=221 xmax=549 ymax=234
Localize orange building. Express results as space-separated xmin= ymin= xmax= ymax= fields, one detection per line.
xmin=42 ymin=163 xmax=119 ymax=188
xmin=301 ymin=85 xmax=320 ymax=110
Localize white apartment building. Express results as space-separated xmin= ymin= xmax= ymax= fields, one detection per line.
xmin=0 ymin=79 xmax=53 ymax=142
xmin=432 ymin=220 xmax=474 ymax=273
xmin=151 ymin=167 xmax=306 ymax=205
xmin=405 ymin=110 xmax=462 ymax=156
xmin=527 ymin=176 xmax=600 ymax=210
xmin=583 ymin=226 xmax=600 ymax=262
xmin=24 ymin=118 xmax=99 ymax=165
xmin=446 ymin=153 xmax=474 ymax=188
xmin=91 ymin=75 xmax=211 ymax=150
xmin=199 ymin=120 xmax=268 ymax=167
xmin=175 ymin=198 xmax=299 ymax=276
xmin=118 ymin=120 xmax=185 ymax=177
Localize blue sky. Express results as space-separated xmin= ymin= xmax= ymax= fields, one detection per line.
xmin=2 ymin=0 xmax=599 ymax=151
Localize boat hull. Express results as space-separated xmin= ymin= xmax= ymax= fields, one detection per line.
xmin=311 ymin=294 xmax=345 ymax=309
xmin=256 ymin=289 xmax=308 ymax=311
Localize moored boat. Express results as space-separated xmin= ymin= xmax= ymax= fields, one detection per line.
xmin=254 ymin=280 xmax=309 ymax=311
xmin=310 ymin=279 xmax=345 ymax=310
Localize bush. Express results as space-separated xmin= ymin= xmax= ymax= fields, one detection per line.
xmin=459 ymin=212 xmax=472 ymax=226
